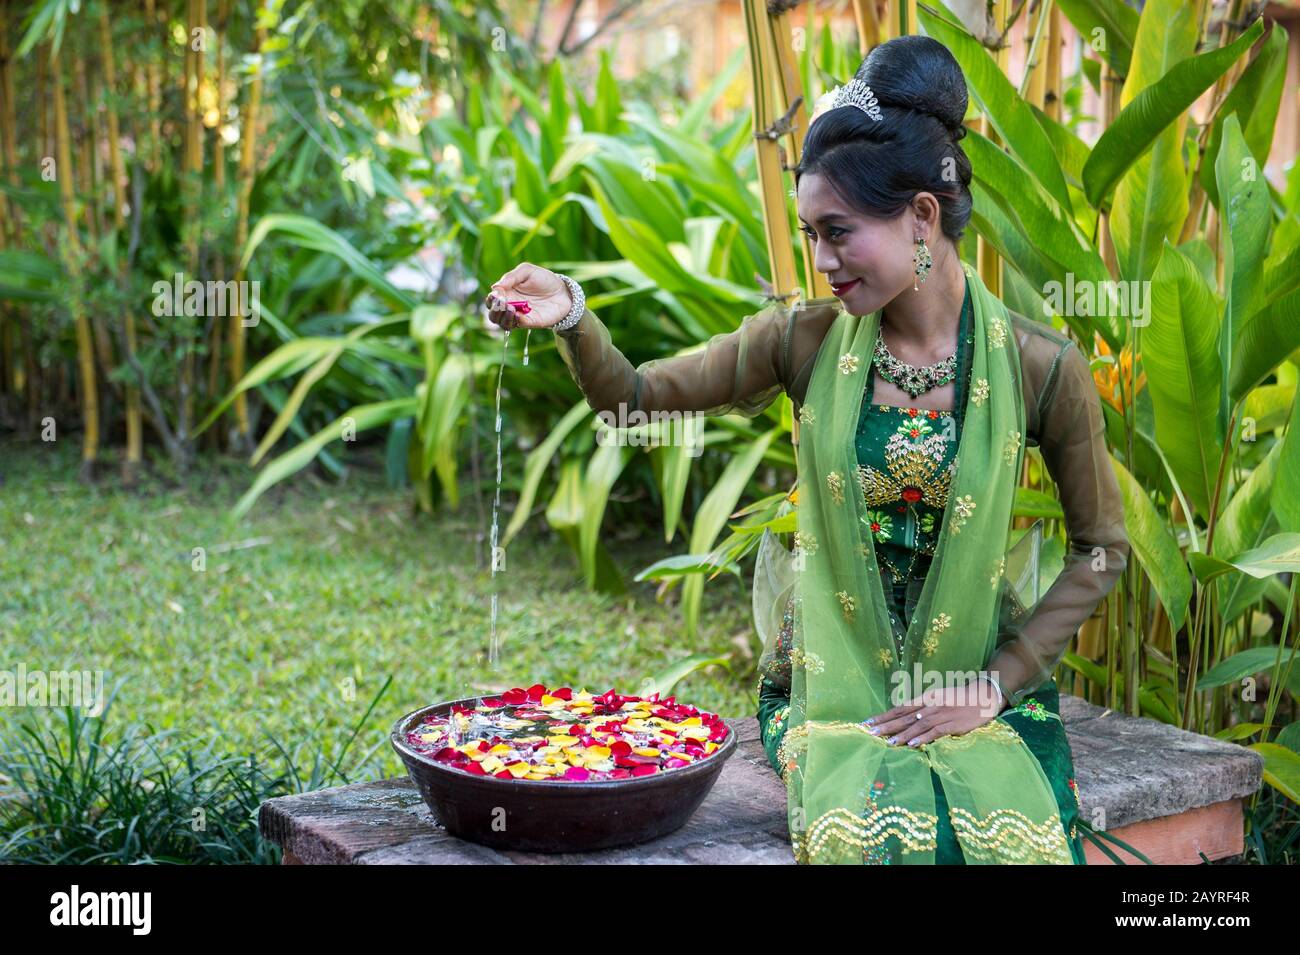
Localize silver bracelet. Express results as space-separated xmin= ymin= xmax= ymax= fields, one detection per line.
xmin=976 ymin=672 xmax=1006 ymax=711
xmin=552 ymin=274 xmax=585 ymax=332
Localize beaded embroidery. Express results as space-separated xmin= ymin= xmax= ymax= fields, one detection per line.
xmin=948 ymin=806 xmax=1074 ymax=863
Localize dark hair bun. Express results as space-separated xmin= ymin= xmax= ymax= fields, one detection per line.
xmin=795 ymin=34 xmax=974 ymax=243
xmin=855 ymin=35 xmax=969 ymax=142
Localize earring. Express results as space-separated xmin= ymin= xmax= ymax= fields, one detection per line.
xmin=913 ymin=236 xmax=932 ymax=290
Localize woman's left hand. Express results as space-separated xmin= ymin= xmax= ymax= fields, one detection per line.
xmin=862 ymin=682 xmax=1002 ymax=748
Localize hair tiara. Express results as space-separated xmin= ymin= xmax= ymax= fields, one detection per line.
xmin=831 ymin=77 xmax=883 ymax=122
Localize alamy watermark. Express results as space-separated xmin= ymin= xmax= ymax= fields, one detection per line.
xmin=1042 ymin=274 xmax=1150 ymax=327
xmin=151 ymin=273 xmax=261 ymax=327
xmin=595 ymin=403 xmax=705 ymax=458
xmin=0 ymin=665 xmax=105 ymax=716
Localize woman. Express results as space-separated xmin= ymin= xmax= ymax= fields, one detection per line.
xmin=485 ymin=35 xmax=1127 ymax=865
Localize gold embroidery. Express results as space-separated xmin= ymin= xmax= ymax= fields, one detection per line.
xmin=877 ymin=648 xmax=894 ymax=668
xmin=793 ymin=531 xmax=819 ymax=556
xmin=972 ymin=378 xmax=989 ymax=405
xmin=788 ymin=646 xmax=824 ymax=675
xmin=948 ymin=807 xmax=1074 ymax=864
xmin=838 ymin=353 xmax=860 ymax=375
xmin=791 ymin=804 xmax=940 ymax=863
xmin=826 ymin=470 xmax=845 ymax=505
xmin=988 ymin=316 xmax=1007 ymax=348
xmin=799 ymin=404 xmax=816 ymax=426
xmin=856 ymin=423 xmax=954 ymax=512
xmin=1004 ymin=430 xmax=1022 ymax=466
xmin=949 ymin=494 xmax=976 ymax=534
xmin=837 ymin=590 xmax=857 ymax=622
xmin=991 ymin=555 xmax=1006 ymax=587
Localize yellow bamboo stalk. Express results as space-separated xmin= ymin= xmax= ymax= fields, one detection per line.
xmin=229 ymin=15 xmax=266 ymax=452
xmin=205 ymin=0 xmax=229 ymax=413
xmin=850 ymin=0 xmax=881 ymax=53
xmin=769 ymin=4 xmax=831 ymax=302
xmin=99 ymin=9 xmax=142 ymax=470
xmin=52 ymin=43 xmax=99 ymax=477
xmin=977 ymin=0 xmax=1011 ymax=297
xmin=1044 ymin=4 xmax=1063 ymax=125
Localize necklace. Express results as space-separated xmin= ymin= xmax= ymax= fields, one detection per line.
xmin=872 ymin=330 xmax=958 ymax=398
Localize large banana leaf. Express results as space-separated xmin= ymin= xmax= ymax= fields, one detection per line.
xmin=1109 ymin=0 xmax=1199 ymax=284
xmin=1145 ymin=241 xmax=1223 ymax=516
xmin=1083 ymin=17 xmax=1265 ymax=208
xmin=1199 ymin=21 xmax=1289 ymax=210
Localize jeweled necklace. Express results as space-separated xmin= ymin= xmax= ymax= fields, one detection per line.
xmin=872 ymin=329 xmax=958 ymax=398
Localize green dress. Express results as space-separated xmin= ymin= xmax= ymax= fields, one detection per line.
xmin=757 ymin=281 xmax=1087 ymax=864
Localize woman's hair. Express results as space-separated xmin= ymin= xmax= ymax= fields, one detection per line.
xmin=795 ymin=35 xmax=973 ymax=243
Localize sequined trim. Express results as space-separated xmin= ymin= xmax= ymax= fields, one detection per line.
xmin=948 ymin=806 xmax=1074 ymax=864
xmin=791 ymin=803 xmax=939 ymax=864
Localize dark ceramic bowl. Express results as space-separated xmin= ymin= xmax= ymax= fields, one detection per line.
xmin=391 ymin=696 xmax=736 ymax=853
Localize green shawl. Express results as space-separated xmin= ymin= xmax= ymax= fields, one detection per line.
xmin=777 ymin=262 xmax=1074 ymax=864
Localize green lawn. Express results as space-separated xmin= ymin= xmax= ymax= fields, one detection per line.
xmin=2 ymin=438 xmax=759 ymax=779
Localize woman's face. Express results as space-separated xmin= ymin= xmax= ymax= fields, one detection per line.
xmin=796 ymin=171 xmax=917 ymax=316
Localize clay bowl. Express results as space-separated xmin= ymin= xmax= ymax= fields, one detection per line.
xmin=391 ymin=696 xmax=736 ymax=853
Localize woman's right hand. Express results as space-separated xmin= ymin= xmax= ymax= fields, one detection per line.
xmin=483 ymin=262 xmax=575 ymax=331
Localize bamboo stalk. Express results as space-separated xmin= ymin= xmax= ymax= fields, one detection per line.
xmin=977 ymin=0 xmax=1011 ymax=296
xmin=205 ymin=0 xmax=229 ymax=420
xmin=52 ymin=42 xmax=99 ymax=478
xmin=1044 ymin=3 xmax=1062 ymax=125
xmin=99 ymin=9 xmax=142 ymax=472
xmin=229 ymin=14 xmax=266 ymax=454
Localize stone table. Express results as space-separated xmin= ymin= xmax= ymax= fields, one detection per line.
xmin=259 ymin=695 xmax=1263 ymax=864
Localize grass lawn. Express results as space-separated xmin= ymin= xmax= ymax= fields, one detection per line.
xmin=2 ymin=438 xmax=760 ymax=781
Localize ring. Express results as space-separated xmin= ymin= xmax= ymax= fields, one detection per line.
xmin=915 ymin=712 xmax=923 ymax=721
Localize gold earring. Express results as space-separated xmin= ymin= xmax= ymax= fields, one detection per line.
xmin=913 ymin=236 xmax=932 ymax=291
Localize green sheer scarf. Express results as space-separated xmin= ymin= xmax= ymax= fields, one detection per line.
xmin=778 ymin=262 xmax=1073 ymax=864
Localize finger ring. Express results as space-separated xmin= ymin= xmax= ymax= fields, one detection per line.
xmin=915 ymin=712 xmax=923 ymax=721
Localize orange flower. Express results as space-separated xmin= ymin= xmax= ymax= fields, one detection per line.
xmin=1092 ymin=333 xmax=1146 ymax=413
xmin=788 ymin=485 xmax=800 ymax=506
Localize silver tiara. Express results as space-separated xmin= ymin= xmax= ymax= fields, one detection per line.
xmin=832 ymin=78 xmax=883 ymax=122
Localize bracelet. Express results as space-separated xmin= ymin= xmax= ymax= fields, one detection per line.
xmin=976 ymin=672 xmax=1006 ymax=711
xmin=552 ymin=274 xmax=585 ymax=332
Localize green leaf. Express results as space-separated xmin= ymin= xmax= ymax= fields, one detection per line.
xmin=1216 ymin=114 xmax=1273 ymax=435
xmin=1272 ymin=386 xmax=1300 ymax=533
xmin=1082 ymin=17 xmax=1265 ymax=208
xmin=639 ymin=654 xmax=732 ymax=699
xmin=633 ymin=554 xmax=742 ymax=581
xmin=1199 ymin=20 xmax=1289 ymax=209
xmin=680 ymin=430 xmax=777 ymax=638
xmin=1108 ymin=0 xmax=1199 ymax=283
xmin=1111 ymin=455 xmax=1191 ymax=630
xmin=1251 ymin=742 xmax=1300 ymax=803
xmin=917 ymin=7 xmax=1075 ymax=215
xmin=1145 ymin=241 xmax=1223 ymax=515
xmin=232 ymin=399 xmax=418 ymax=520
xmin=1054 ymin=0 xmax=1139 ymax=77
xmin=1190 ymin=533 xmax=1300 ymax=583
xmin=1198 ymin=646 xmax=1300 ymax=695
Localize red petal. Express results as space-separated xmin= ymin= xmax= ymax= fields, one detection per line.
xmin=462 ymin=761 xmax=487 ymax=775
xmin=526 ymin=683 xmax=547 ymax=702
xmin=494 ymin=769 xmax=513 ymax=779
xmin=501 ymin=688 xmax=528 ymax=705
xmin=433 ymin=747 xmax=460 ymax=762
xmin=480 ymin=697 xmax=504 ymax=708
xmin=630 ymin=765 xmax=658 ymax=777
xmin=609 ymin=740 xmax=632 ymax=757
xmin=563 ymin=766 xmax=591 ymax=781
xmin=550 ymin=687 xmax=573 ymax=700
